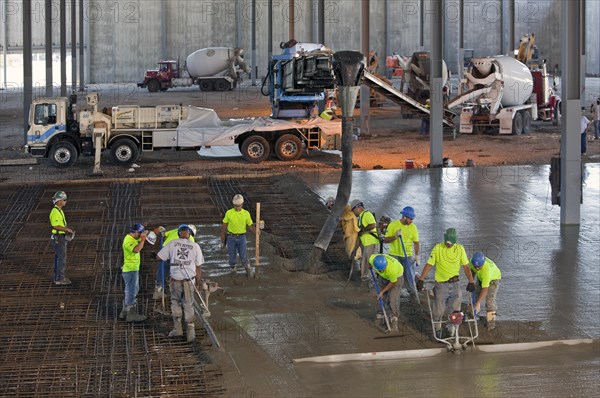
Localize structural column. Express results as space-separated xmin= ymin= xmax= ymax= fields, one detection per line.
xmin=560 ymin=0 xmax=582 ymax=225
xmin=430 ymin=0 xmax=444 ymax=166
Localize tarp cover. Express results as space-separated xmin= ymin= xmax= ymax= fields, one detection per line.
xmin=176 ymin=106 xmax=341 ymax=147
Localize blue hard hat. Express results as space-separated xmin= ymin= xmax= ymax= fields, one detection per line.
xmin=401 ymin=206 xmax=416 ymax=219
xmin=131 ymin=223 xmax=145 ymax=233
xmin=177 ymin=224 xmax=192 ymax=235
xmin=471 ymin=252 xmax=485 ymax=268
xmin=372 ymin=255 xmax=388 ymax=271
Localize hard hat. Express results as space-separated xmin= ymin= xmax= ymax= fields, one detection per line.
xmin=325 ymin=197 xmax=335 ymax=210
xmin=177 ymin=224 xmax=192 ymax=235
xmin=131 ymin=223 xmax=145 ymax=234
xmin=52 ymin=191 xmax=67 ymax=204
xmin=372 ymin=255 xmax=388 ymax=271
xmin=232 ymin=194 xmax=244 ymax=206
xmin=471 ymin=252 xmax=485 ymax=268
xmin=444 ymin=228 xmax=458 ymax=245
xmin=401 ymin=206 xmax=416 ymax=219
xmin=146 ymin=231 xmax=157 ymax=245
xmin=350 ymin=200 xmax=364 ymax=210
xmin=188 ymin=224 xmax=197 ymax=237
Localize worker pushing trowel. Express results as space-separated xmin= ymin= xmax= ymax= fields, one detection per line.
xmin=220 ymin=194 xmax=258 ymax=278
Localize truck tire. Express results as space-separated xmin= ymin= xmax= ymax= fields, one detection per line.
xmin=199 ymin=81 xmax=213 ymax=91
xmin=241 ymin=136 xmax=270 ymax=163
xmin=512 ymin=112 xmax=523 ymax=135
xmin=147 ymin=80 xmax=160 ymax=93
xmin=522 ymin=111 xmax=532 ymax=134
xmin=110 ymin=138 xmax=139 ymax=166
xmin=49 ymin=141 xmax=78 ymax=168
xmin=275 ymin=134 xmax=303 ymax=161
xmin=214 ymin=80 xmax=229 ymax=92
xmin=552 ymin=102 xmax=561 ymax=126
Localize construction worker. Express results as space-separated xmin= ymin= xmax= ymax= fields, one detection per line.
xmin=419 ymin=99 xmax=430 ymax=137
xmin=384 ymin=206 xmax=419 ymax=297
xmin=470 ymin=252 xmax=502 ymax=330
xmin=49 ymin=191 xmax=74 ymax=285
xmin=591 ymin=97 xmax=600 ymax=140
xmin=157 ymin=224 xmax=204 ymax=342
xmin=325 ymin=197 xmax=361 ymax=262
xmin=350 ymin=200 xmax=380 ymax=280
xmin=153 ymin=224 xmax=196 ymax=300
xmin=581 ymin=114 xmax=590 ymax=156
xmin=416 ymin=228 xmax=475 ymax=336
xmin=320 ymin=93 xmax=337 ymax=120
xmin=220 ymin=194 xmax=257 ymax=276
xmin=120 ymin=223 xmax=147 ymax=322
xmin=369 ymin=254 xmax=404 ymax=332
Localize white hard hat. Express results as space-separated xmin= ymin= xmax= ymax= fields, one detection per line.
xmin=189 ymin=224 xmax=197 ymax=237
xmin=146 ymin=231 xmax=157 ymax=245
xmin=232 ymin=194 xmax=244 ymax=206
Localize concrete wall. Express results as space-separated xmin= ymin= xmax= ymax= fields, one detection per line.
xmin=0 ymin=0 xmax=599 ymax=85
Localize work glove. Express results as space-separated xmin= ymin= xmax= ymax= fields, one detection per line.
xmin=466 ymin=282 xmax=476 ymax=292
xmin=378 ymin=236 xmax=385 ymax=244
xmin=416 ymin=279 xmax=424 ymax=292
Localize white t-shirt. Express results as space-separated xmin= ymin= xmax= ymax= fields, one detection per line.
xmin=581 ymin=116 xmax=590 ymax=134
xmin=157 ymin=238 xmax=204 ymax=280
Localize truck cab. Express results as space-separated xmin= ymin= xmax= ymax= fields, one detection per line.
xmin=138 ymin=60 xmax=179 ymax=92
xmin=26 ymin=94 xmax=85 ymax=167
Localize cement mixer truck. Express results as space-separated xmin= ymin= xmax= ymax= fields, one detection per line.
xmin=138 ymin=47 xmax=250 ymax=92
xmin=446 ymin=55 xmax=560 ymax=135
xmin=401 ymin=51 xmax=451 ymax=101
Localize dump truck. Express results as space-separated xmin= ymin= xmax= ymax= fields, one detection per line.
xmin=137 ymin=47 xmax=250 ymax=92
xmin=446 ymin=56 xmax=560 ymax=135
xmin=25 ymin=92 xmax=341 ymax=172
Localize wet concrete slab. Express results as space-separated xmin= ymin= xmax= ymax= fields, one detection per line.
xmin=307 ymin=164 xmax=600 ymax=340
xmin=294 ymin=340 xmax=600 ymax=397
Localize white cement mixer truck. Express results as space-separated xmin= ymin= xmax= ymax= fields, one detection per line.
xmin=401 ymin=51 xmax=451 ymax=101
xmin=138 ymin=47 xmax=250 ymax=92
xmin=446 ymin=55 xmax=560 ymax=135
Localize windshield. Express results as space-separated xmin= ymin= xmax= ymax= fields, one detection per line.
xmin=34 ymin=103 xmax=57 ymax=125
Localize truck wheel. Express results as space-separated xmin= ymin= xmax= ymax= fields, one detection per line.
xmin=241 ymin=136 xmax=270 ymax=163
xmin=110 ymin=138 xmax=139 ymax=166
xmin=553 ymin=102 xmax=561 ymax=126
xmin=522 ymin=111 xmax=532 ymax=134
xmin=215 ymin=80 xmax=229 ymax=92
xmin=147 ymin=80 xmax=160 ymax=93
xmin=199 ymin=81 xmax=213 ymax=91
xmin=49 ymin=141 xmax=78 ymax=168
xmin=275 ymin=134 xmax=303 ymax=161
xmin=512 ymin=112 xmax=523 ymax=135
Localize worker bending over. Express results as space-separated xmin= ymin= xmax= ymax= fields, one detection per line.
xmin=470 ymin=252 xmax=502 ymax=330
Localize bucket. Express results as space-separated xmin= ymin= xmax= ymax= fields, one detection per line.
xmin=405 ymin=159 xmax=414 ymax=169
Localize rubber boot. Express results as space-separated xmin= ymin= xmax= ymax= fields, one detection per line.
xmin=168 ymin=317 xmax=183 ymax=338
xmin=486 ymin=311 xmax=497 ymax=330
xmin=186 ymin=323 xmax=196 ymax=343
xmin=390 ymin=316 xmax=399 ymax=332
xmin=118 ymin=304 xmax=127 ymax=320
xmin=125 ymin=306 xmax=146 ymax=322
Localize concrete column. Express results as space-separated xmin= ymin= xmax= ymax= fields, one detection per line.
xmin=419 ymin=0 xmax=424 ymax=48
xmin=458 ymin=0 xmax=464 ymax=82
xmin=23 ymin=0 xmax=33 ymax=141
xmin=509 ymin=0 xmax=515 ymax=56
xmin=60 ymin=0 xmax=66 ymax=96
xmin=236 ymin=0 xmax=241 ymax=48
xmin=430 ymin=0 xmax=443 ymax=167
xmin=84 ymin=0 xmax=90 ymax=88
xmin=360 ymin=0 xmax=370 ymax=137
xmin=560 ymin=0 xmax=582 ymax=225
xmin=2 ymin=0 xmax=7 ymax=90
xmin=268 ymin=0 xmax=273 ymax=66
xmin=71 ymin=0 xmax=76 ymax=91
xmin=45 ymin=0 xmax=53 ymax=97
xmin=580 ymin=1 xmax=586 ymax=108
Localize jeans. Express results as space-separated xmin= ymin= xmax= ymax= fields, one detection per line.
xmin=122 ymin=271 xmax=140 ymax=306
xmin=51 ymin=234 xmax=67 ymax=281
xmin=227 ymin=234 xmax=248 ymax=268
xmin=594 ymin=120 xmax=600 ymax=139
xmin=581 ymin=132 xmax=587 ymax=154
xmin=420 ymin=118 xmax=430 ymax=136
xmin=155 ymin=259 xmax=170 ymax=288
xmin=433 ymin=280 xmax=462 ymax=328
